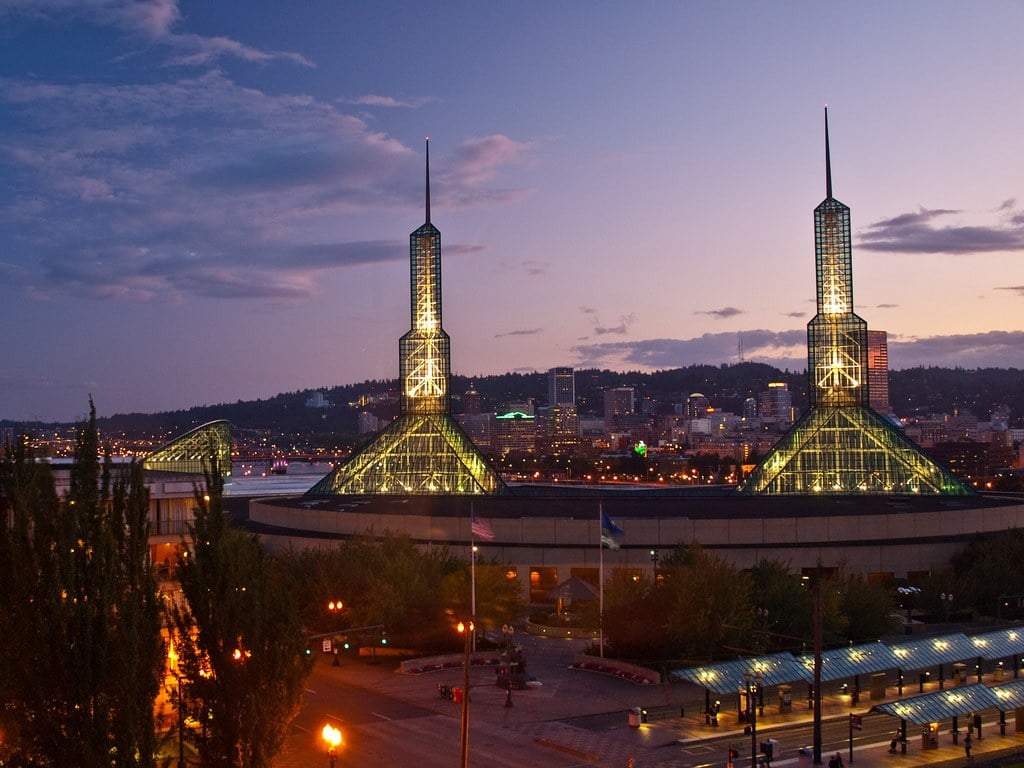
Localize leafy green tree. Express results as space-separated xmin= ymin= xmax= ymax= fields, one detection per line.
xmin=274 ymin=534 xmax=524 ymax=653
xmin=952 ymin=529 xmax=1024 ymax=618
xmin=838 ymin=575 xmax=897 ymax=642
xmin=602 ymin=572 xmax=670 ymax=658
xmin=747 ymin=559 xmax=814 ymax=652
xmin=169 ymin=465 xmax=312 ymax=768
xmin=0 ymin=403 xmax=163 ymax=768
xmin=660 ymin=543 xmax=753 ymax=661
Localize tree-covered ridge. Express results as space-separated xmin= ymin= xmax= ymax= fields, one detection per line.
xmin=4 ymin=365 xmax=1022 ymax=436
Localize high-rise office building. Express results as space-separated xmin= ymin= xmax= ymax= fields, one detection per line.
xmin=758 ymin=383 xmax=793 ymax=425
xmin=604 ymin=387 xmax=635 ymax=419
xmin=548 ymin=367 xmax=576 ymax=406
xmin=867 ymin=330 xmax=891 ymax=414
xmin=604 ymin=386 xmax=635 ymax=432
xmin=686 ymin=393 xmax=710 ymax=419
xmin=739 ymin=110 xmax=970 ymax=496
xmin=309 ymin=141 xmax=503 ymax=495
xmin=462 ymin=385 xmax=483 ymax=415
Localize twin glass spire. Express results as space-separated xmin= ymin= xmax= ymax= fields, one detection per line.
xmin=308 ymin=140 xmax=503 ymax=496
xmin=739 ymin=109 xmax=971 ymax=496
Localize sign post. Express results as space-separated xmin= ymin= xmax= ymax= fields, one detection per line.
xmin=849 ymin=713 xmax=862 ymax=763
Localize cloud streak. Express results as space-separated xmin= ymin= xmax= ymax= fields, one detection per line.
xmin=573 ymin=329 xmax=807 ymax=371
xmin=697 ymin=306 xmax=744 ymax=319
xmin=859 ymin=204 xmax=1024 ymax=254
xmin=570 ymin=329 xmax=1024 ymax=373
xmin=2 ymin=0 xmax=314 ymax=67
xmin=0 ymin=72 xmax=525 ymax=303
xmin=495 ymin=328 xmax=543 ymax=338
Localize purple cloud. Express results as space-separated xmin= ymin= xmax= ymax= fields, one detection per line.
xmin=889 ymin=331 xmax=1024 ymax=368
xmin=2 ymin=0 xmax=313 ymax=67
xmin=859 ymin=205 xmax=1024 ymax=254
xmin=495 ymin=328 xmax=543 ymax=338
xmin=572 ymin=329 xmax=807 ymax=370
xmin=697 ymin=306 xmax=744 ymax=319
xmin=0 ymin=71 xmax=524 ymax=303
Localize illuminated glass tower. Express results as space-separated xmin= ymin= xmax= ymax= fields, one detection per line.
xmin=308 ymin=140 xmax=503 ymax=496
xmin=143 ymin=420 xmax=232 ymax=477
xmin=739 ymin=110 xmax=970 ymax=496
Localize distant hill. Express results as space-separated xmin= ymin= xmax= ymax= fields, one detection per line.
xmin=4 ymin=365 xmax=1023 ymax=437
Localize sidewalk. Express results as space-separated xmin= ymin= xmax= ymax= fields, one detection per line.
xmin=284 ymin=633 xmax=1024 ymax=768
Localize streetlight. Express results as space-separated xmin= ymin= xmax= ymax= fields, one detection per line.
xmin=321 ymin=723 xmax=342 ymax=768
xmin=327 ymin=599 xmax=345 ymax=665
xmin=501 ymin=623 xmax=515 ymax=707
xmin=457 ymin=620 xmax=474 ymax=768
xmin=649 ymin=549 xmax=661 ymax=584
xmin=744 ymin=671 xmax=763 ymax=768
xmin=897 ymin=585 xmax=921 ymax=633
xmin=940 ymin=592 xmax=954 ymax=623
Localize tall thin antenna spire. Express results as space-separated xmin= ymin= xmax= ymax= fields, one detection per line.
xmin=425 ymin=136 xmax=431 ymax=224
xmin=824 ymin=106 xmax=832 ymax=199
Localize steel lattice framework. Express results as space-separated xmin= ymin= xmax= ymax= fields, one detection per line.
xmin=740 ymin=109 xmax=971 ymax=496
xmin=738 ymin=406 xmax=970 ymax=495
xmin=309 ymin=140 xmax=503 ymax=497
xmin=400 ymin=222 xmax=450 ymax=415
xmin=307 ymin=414 xmax=501 ymax=495
xmin=142 ymin=419 xmax=232 ymax=476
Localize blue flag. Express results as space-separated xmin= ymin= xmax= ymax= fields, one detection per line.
xmin=600 ymin=508 xmax=623 ymax=550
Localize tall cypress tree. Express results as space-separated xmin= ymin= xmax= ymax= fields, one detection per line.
xmin=0 ymin=401 xmax=164 ymax=767
xmin=170 ymin=460 xmax=312 ymax=768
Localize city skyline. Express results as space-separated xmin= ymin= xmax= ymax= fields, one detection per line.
xmin=3 ymin=1 xmax=1024 ymax=422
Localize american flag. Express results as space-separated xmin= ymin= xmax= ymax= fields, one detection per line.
xmin=471 ymin=512 xmax=495 ymax=541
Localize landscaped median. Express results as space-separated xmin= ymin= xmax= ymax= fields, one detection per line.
xmin=399 ymin=652 xmax=500 ymax=675
xmin=569 ymin=655 xmax=661 ymax=685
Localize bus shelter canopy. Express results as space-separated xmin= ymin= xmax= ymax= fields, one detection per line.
xmin=888 ymin=633 xmax=977 ymax=672
xmin=671 ymin=653 xmax=808 ymax=696
xmin=795 ymin=641 xmax=901 ymax=682
xmin=872 ymin=683 xmax=1001 ymax=725
xmin=970 ymin=628 xmax=1024 ymax=661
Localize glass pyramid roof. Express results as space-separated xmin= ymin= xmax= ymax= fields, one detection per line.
xmin=306 ymin=414 xmax=503 ymax=496
xmin=738 ymin=405 xmax=972 ymax=496
xmin=143 ymin=419 xmax=232 ymax=477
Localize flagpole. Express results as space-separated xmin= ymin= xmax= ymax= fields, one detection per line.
xmin=470 ymin=502 xmax=477 ymax=652
xmin=598 ymin=503 xmax=604 ymax=659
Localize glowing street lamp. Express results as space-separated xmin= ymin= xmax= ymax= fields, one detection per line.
xmin=321 ymin=723 xmax=342 ymax=768
xmin=457 ymin=620 xmax=474 ymax=768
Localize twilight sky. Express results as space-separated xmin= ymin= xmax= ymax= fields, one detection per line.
xmin=2 ymin=1 xmax=1024 ymax=422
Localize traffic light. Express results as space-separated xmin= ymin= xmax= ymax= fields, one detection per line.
xmin=304 ymin=646 xmax=312 ymax=656
xmin=728 ymin=748 xmax=739 ymax=759
xmin=380 ymin=632 xmax=388 ymax=646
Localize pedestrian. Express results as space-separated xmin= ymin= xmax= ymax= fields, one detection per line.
xmin=964 ymin=732 xmax=972 ymax=758
xmin=834 ymin=752 xmax=844 ymax=767
xmin=828 ymin=756 xmax=837 ymax=768
xmin=889 ymin=733 xmax=899 ymax=753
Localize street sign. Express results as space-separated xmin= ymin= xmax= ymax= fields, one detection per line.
xmin=850 ymin=714 xmax=862 ymax=730
xmin=322 ymin=639 xmax=332 ymax=653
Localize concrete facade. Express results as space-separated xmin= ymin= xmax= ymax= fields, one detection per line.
xmin=247 ymin=491 xmax=1024 ymax=593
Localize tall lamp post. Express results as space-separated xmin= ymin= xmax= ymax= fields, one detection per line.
xmin=327 ymin=599 xmax=344 ymax=665
xmin=744 ymin=671 xmax=763 ymax=768
xmin=941 ymin=592 xmax=954 ymax=623
xmin=457 ymin=620 xmax=474 ymax=768
xmin=321 ymin=724 xmax=342 ymax=768
xmin=501 ymin=623 xmax=514 ymax=707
